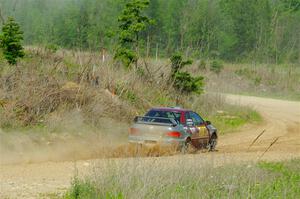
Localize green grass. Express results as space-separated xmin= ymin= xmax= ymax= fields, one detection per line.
xmin=209 ymin=106 xmax=262 ymax=134
xmin=64 ymin=178 xmax=99 ymax=199
xmin=62 ymin=159 xmax=300 ymax=199
xmin=256 ymin=160 xmax=300 ymax=198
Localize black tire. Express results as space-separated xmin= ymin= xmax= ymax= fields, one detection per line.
xmin=181 ymin=138 xmax=194 ymax=154
xmin=208 ymin=134 xmax=217 ymax=151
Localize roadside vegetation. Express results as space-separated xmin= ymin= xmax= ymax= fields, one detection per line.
xmin=0 ymin=47 xmax=264 ymax=164
xmin=62 ymin=158 xmax=300 ymax=199
xmin=151 ymin=59 xmax=300 ymax=101
xmin=0 ymin=48 xmax=261 ymax=136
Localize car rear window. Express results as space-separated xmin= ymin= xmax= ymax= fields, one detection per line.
xmin=137 ymin=117 xmax=174 ymax=124
xmin=145 ymin=110 xmax=181 ymax=123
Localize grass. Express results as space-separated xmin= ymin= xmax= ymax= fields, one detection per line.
xmin=62 ymin=158 xmax=300 ymax=199
xmin=210 ymin=106 xmax=262 ymax=134
xmin=256 ymin=160 xmax=300 ymax=198
xmin=144 ymin=59 xmax=300 ymax=101
xmin=65 ymin=178 xmax=98 ymax=199
xmin=190 ymin=93 xmax=263 ymax=134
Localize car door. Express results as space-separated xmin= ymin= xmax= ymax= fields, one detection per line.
xmin=189 ymin=112 xmax=209 ymax=140
xmin=184 ymin=112 xmax=199 ymax=140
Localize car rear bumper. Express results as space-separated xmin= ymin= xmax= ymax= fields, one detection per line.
xmin=128 ymin=135 xmax=186 ymax=147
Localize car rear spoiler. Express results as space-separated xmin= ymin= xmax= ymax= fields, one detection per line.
xmin=133 ymin=116 xmax=178 ymax=126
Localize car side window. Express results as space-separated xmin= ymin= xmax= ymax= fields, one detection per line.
xmin=190 ymin=112 xmax=204 ymax=126
xmin=184 ymin=112 xmax=191 ymax=124
xmin=172 ymin=112 xmax=181 ymax=124
xmin=165 ymin=112 xmax=174 ymax=119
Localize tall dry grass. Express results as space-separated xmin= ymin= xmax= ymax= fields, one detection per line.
xmin=64 ymin=157 xmax=300 ymax=199
xmin=143 ymin=58 xmax=300 ymax=100
xmin=1 ymin=47 xmax=249 ymax=130
xmin=201 ymin=63 xmax=300 ymax=100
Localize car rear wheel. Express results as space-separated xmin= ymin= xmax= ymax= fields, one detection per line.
xmin=181 ymin=138 xmax=195 ymax=154
xmin=208 ymin=134 xmax=217 ymax=151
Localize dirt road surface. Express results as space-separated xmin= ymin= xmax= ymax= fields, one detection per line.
xmin=1 ymin=94 xmax=299 ymax=198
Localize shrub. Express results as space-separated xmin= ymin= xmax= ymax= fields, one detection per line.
xmin=173 ymin=72 xmax=204 ymax=95
xmin=198 ymin=59 xmax=206 ymax=70
xmin=235 ymin=68 xmax=262 ymax=86
xmin=64 ymin=177 xmax=98 ymax=199
xmin=45 ymin=44 xmax=59 ymax=53
xmin=210 ymin=60 xmax=224 ymax=74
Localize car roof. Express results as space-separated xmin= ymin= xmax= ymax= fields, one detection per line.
xmin=150 ymin=107 xmax=191 ymax=112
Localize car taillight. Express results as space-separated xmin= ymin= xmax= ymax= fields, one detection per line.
xmin=166 ymin=131 xmax=181 ymax=138
xmin=129 ymin=128 xmax=139 ymax=135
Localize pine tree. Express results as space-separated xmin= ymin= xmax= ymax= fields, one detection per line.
xmin=170 ymin=53 xmax=204 ymax=95
xmin=115 ymin=0 xmax=153 ymax=68
xmin=0 ymin=17 xmax=25 ymax=65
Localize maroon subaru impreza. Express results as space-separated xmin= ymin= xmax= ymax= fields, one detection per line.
xmin=129 ymin=107 xmax=218 ymax=152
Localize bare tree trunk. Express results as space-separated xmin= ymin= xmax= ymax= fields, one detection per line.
xmin=167 ymin=33 xmax=171 ymax=54
xmin=155 ymin=43 xmax=159 ymax=61
xmin=13 ymin=0 xmax=19 ymax=12
xmin=135 ymin=34 xmax=139 ymax=69
xmin=271 ymin=9 xmax=279 ymax=64
xmin=102 ymin=48 xmax=106 ymax=63
xmin=180 ymin=32 xmax=184 ymax=51
xmin=185 ymin=46 xmax=189 ymax=57
xmin=146 ymin=34 xmax=150 ymax=58
xmin=0 ymin=4 xmax=5 ymax=24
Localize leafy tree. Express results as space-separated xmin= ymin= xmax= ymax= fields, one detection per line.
xmin=1 ymin=0 xmax=299 ymax=63
xmin=0 ymin=17 xmax=25 ymax=65
xmin=115 ymin=0 xmax=153 ymax=68
xmin=221 ymin=0 xmax=261 ymax=57
xmin=88 ymin=0 xmax=124 ymax=50
xmin=76 ymin=3 xmax=89 ymax=49
xmin=170 ymin=53 xmax=204 ymax=95
xmin=282 ymin=0 xmax=300 ymax=12
xmin=160 ymin=0 xmax=184 ymax=53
